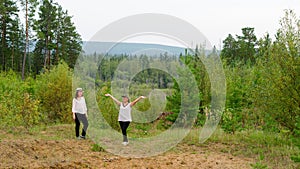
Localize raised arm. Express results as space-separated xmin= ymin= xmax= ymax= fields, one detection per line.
xmin=130 ymin=96 xmax=146 ymax=107
xmin=105 ymin=94 xmax=121 ymax=106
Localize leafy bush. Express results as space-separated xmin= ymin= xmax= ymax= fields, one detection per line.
xmin=253 ymin=10 xmax=300 ymax=134
xmin=96 ymin=83 xmax=120 ymax=130
xmin=0 ymin=71 xmax=41 ymax=128
xmin=35 ymin=61 xmax=73 ymax=124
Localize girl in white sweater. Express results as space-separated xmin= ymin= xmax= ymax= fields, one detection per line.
xmin=72 ymin=88 xmax=88 ymax=139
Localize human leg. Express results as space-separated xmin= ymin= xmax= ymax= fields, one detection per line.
xmin=119 ymin=121 xmax=130 ymax=142
xmin=75 ymin=113 xmax=80 ymax=137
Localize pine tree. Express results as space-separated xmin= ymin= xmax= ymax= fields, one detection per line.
xmin=7 ymin=17 xmax=25 ymax=71
xmin=0 ymin=0 xmax=23 ymax=71
xmin=237 ymin=27 xmax=257 ymax=63
xmin=20 ymin=0 xmax=38 ymax=80
xmin=54 ymin=6 xmax=82 ymax=68
xmin=221 ymin=34 xmax=237 ymax=64
xmin=33 ymin=0 xmax=57 ymax=71
xmin=221 ymin=28 xmax=257 ymax=65
xmin=33 ymin=0 xmax=82 ymax=74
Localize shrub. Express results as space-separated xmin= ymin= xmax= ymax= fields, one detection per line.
xmin=0 ymin=71 xmax=41 ymax=128
xmin=35 ymin=61 xmax=73 ymax=124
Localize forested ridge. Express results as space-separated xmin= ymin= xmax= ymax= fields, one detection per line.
xmin=0 ymin=0 xmax=300 ymax=166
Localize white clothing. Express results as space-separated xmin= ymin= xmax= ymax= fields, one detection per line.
xmin=72 ymin=97 xmax=87 ymax=114
xmin=118 ymin=103 xmax=132 ymax=122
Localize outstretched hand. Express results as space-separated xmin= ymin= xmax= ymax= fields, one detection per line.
xmin=140 ymin=96 xmax=146 ymax=99
xmin=105 ymin=94 xmax=111 ymax=97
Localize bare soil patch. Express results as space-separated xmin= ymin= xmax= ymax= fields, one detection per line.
xmin=0 ymin=137 xmax=254 ymax=169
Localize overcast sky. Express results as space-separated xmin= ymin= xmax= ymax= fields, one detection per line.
xmin=54 ymin=0 xmax=300 ymax=48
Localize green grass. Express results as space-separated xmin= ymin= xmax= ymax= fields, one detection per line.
xmin=128 ymin=123 xmax=164 ymax=138
xmin=182 ymin=127 xmax=300 ymax=169
xmin=0 ymin=123 xmax=74 ymax=140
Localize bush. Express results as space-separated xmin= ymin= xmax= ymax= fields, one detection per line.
xmin=96 ymin=83 xmax=120 ymax=130
xmin=0 ymin=71 xmax=41 ymax=128
xmin=35 ymin=61 xmax=73 ymax=124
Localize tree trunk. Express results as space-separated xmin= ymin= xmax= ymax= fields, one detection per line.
xmin=1 ymin=17 xmax=7 ymax=71
xmin=11 ymin=38 xmax=14 ymax=69
xmin=55 ymin=33 xmax=59 ymax=64
xmin=44 ymin=30 xmax=49 ymax=68
xmin=22 ymin=0 xmax=28 ymax=80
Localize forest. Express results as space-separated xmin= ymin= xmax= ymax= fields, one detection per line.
xmin=0 ymin=0 xmax=300 ymax=168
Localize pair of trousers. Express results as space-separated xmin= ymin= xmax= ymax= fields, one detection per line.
xmin=75 ymin=113 xmax=88 ymax=137
xmin=119 ymin=121 xmax=130 ymax=142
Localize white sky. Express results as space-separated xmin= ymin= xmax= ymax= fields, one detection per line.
xmin=54 ymin=0 xmax=300 ymax=48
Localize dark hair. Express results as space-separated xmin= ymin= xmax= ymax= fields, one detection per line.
xmin=75 ymin=90 xmax=83 ymax=99
xmin=122 ymin=96 xmax=130 ymax=103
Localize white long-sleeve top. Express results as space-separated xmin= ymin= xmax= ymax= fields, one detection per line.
xmin=72 ymin=97 xmax=87 ymax=114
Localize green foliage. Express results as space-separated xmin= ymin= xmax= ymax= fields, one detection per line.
xmin=291 ymin=155 xmax=300 ymax=163
xmin=33 ymin=0 xmax=82 ymax=72
xmin=220 ymin=10 xmax=300 ymax=136
xmin=35 ymin=61 xmax=72 ymax=123
xmin=165 ymin=49 xmax=212 ymax=128
xmin=221 ymin=108 xmax=242 ymax=134
xmin=91 ymin=143 xmax=105 ymax=152
xmin=0 ymin=71 xmax=41 ymax=128
xmin=0 ymin=0 xmax=25 ymax=72
xmin=0 ymin=62 xmax=73 ymax=128
xmin=253 ymin=10 xmax=300 ymax=134
xmin=221 ymin=27 xmax=257 ymax=65
xmin=165 ymin=81 xmax=181 ymax=124
xmin=96 ymin=83 xmax=120 ymax=130
xmin=250 ymin=152 xmax=268 ymax=169
xmin=19 ymin=93 xmax=40 ymax=128
xmin=165 ymin=54 xmax=200 ymax=128
xmin=98 ymin=55 xmax=175 ymax=88
xmin=290 ymin=128 xmax=300 ymax=163
xmin=0 ymin=0 xmax=81 ymax=75
xmin=250 ymin=161 xmax=268 ymax=169
xmin=221 ymin=64 xmax=259 ymax=133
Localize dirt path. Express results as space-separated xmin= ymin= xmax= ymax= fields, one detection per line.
xmin=0 ymin=138 xmax=254 ymax=169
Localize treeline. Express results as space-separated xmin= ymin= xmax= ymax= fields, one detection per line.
xmin=0 ymin=0 xmax=82 ymax=78
xmin=165 ymin=10 xmax=300 ymax=136
xmin=220 ymin=10 xmax=299 ymax=135
xmin=98 ymin=54 xmax=176 ymax=88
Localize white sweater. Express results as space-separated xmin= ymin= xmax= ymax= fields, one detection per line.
xmin=72 ymin=97 xmax=87 ymax=114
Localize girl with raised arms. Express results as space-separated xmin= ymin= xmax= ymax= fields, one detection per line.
xmin=105 ymin=94 xmax=146 ymax=145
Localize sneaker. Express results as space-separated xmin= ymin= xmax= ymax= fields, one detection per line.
xmin=122 ymin=142 xmax=129 ymax=146
xmin=80 ymin=135 xmax=86 ymax=139
xmin=76 ymin=136 xmax=81 ymax=140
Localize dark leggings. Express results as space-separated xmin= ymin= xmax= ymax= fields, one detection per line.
xmin=119 ymin=121 xmax=130 ymax=142
xmin=75 ymin=113 xmax=89 ymax=137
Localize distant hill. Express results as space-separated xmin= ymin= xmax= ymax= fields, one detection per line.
xmin=82 ymin=41 xmax=186 ymax=56
xmin=29 ymin=41 xmax=218 ymax=56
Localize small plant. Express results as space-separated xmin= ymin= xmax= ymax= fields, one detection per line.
xmin=250 ymin=152 xmax=268 ymax=169
xmin=250 ymin=161 xmax=268 ymax=169
xmin=221 ymin=108 xmax=242 ymax=134
xmin=291 ymin=155 xmax=300 ymax=163
xmin=91 ymin=143 xmax=105 ymax=152
xmin=290 ymin=130 xmax=300 ymax=163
